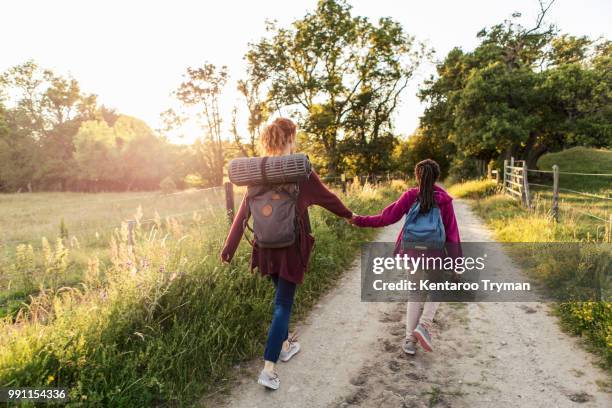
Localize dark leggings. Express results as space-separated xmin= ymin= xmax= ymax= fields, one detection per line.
xmin=263 ymin=275 xmax=297 ymax=362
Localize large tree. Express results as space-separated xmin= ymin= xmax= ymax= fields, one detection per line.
xmin=246 ymin=0 xmax=424 ymax=175
xmin=419 ymin=1 xmax=611 ymax=171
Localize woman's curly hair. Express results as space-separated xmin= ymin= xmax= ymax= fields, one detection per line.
xmin=260 ymin=118 xmax=297 ymax=155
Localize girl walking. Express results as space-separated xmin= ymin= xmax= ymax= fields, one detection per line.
xmin=350 ymin=159 xmax=460 ymax=354
xmin=221 ymin=118 xmax=353 ymax=390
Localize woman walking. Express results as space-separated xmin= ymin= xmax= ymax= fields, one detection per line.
xmin=220 ymin=118 xmax=353 ymax=390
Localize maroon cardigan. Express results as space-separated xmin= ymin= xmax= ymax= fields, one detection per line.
xmin=220 ymin=172 xmax=352 ymax=284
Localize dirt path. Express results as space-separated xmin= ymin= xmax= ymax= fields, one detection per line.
xmin=204 ymin=200 xmax=610 ymax=408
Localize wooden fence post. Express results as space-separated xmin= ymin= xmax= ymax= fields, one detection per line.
xmin=552 ymin=165 xmax=559 ymax=222
xmin=341 ymin=173 xmax=347 ymax=193
xmin=487 ymin=162 xmax=493 ymax=180
xmin=503 ymin=160 xmax=508 ymax=194
xmin=224 ymin=182 xmax=235 ymax=225
xmin=522 ymin=162 xmax=531 ymax=209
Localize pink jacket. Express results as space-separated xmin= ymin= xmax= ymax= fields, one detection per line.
xmin=353 ymin=185 xmax=460 ymax=252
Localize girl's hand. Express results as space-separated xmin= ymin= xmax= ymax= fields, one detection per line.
xmin=347 ymin=214 xmax=360 ymax=225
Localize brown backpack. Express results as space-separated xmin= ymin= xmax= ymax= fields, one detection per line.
xmin=243 ymin=183 xmax=300 ymax=248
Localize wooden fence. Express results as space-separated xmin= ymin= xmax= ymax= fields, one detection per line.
xmin=503 ymin=158 xmax=532 ymax=209
xmin=500 ymin=157 xmax=612 ymax=242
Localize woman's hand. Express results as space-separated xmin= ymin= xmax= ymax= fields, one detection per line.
xmin=346 ymin=214 xmax=360 ymax=225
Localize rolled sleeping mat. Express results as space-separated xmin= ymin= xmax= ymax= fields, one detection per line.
xmin=228 ymin=153 xmax=312 ymax=186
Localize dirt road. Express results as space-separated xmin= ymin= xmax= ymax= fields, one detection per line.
xmin=205 ymin=200 xmax=610 ymax=408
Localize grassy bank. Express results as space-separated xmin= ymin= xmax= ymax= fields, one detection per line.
xmin=450 ymin=178 xmax=612 ymax=371
xmin=537 ymin=147 xmax=612 ymax=193
xmin=0 ymin=181 xmax=403 ymax=406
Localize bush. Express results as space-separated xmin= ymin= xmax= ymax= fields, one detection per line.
xmin=159 ymin=177 xmax=176 ymax=194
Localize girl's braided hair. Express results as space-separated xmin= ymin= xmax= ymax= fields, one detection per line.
xmin=414 ymin=159 xmax=441 ymax=213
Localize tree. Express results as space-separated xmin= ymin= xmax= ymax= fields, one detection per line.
xmin=230 ymin=77 xmax=269 ymax=157
xmin=246 ymin=0 xmax=424 ymax=175
xmin=418 ymin=1 xmax=610 ymax=170
xmin=169 ymin=63 xmax=228 ymax=187
xmin=393 ymin=128 xmax=453 ymax=178
xmin=1 ymin=61 xmax=97 ymax=190
xmin=74 ymin=115 xmax=171 ymax=191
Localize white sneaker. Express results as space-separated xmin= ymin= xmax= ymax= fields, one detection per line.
xmin=257 ymin=370 xmax=280 ymax=390
xmin=279 ymin=341 xmax=301 ymax=362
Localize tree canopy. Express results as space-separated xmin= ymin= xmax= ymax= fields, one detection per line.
xmin=246 ymin=0 xmax=426 ymax=175
xmin=419 ymin=3 xmax=611 ymax=173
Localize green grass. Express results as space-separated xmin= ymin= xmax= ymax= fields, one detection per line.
xmin=531 ymin=147 xmax=611 ymax=240
xmin=537 ymin=147 xmax=612 ymax=193
xmin=0 ymin=181 xmax=404 ymax=406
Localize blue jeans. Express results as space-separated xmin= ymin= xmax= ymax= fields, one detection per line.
xmin=264 ymin=275 xmax=297 ymax=362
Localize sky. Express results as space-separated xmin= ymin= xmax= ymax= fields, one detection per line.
xmin=2 ymin=0 xmax=611 ymax=144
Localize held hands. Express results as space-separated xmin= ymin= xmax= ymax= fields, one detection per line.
xmin=346 ymin=214 xmax=360 ymax=226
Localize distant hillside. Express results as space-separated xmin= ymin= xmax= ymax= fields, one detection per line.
xmin=537 ymin=147 xmax=612 ymax=192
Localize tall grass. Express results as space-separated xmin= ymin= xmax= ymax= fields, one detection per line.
xmin=0 ymin=188 xmax=227 ymax=318
xmin=446 ymin=179 xmax=499 ymax=199
xmin=0 ymin=182 xmax=404 ymax=406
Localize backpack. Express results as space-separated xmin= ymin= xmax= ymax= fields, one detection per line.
xmin=243 ymin=183 xmax=300 ymax=248
xmin=401 ymin=199 xmax=446 ymax=250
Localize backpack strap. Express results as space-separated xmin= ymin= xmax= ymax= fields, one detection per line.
xmin=242 ymin=188 xmax=255 ymax=247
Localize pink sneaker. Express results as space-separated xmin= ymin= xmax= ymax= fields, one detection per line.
xmin=413 ymin=323 xmax=433 ymax=352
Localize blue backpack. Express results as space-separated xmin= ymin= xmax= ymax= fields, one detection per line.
xmin=401 ymin=199 xmax=446 ymax=250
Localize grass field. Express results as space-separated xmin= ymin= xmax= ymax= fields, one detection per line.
xmin=537 ymin=147 xmax=612 ymax=193
xmin=0 ymin=180 xmax=405 ymax=406
xmin=530 ymin=147 xmax=612 ymax=239
xmin=0 ymin=187 xmax=228 ymax=317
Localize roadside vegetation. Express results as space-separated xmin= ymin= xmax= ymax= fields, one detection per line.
xmin=446 ymin=179 xmax=499 ymax=199
xmin=0 ymin=181 xmax=403 ymax=406
xmin=450 ymin=148 xmax=612 ymax=370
